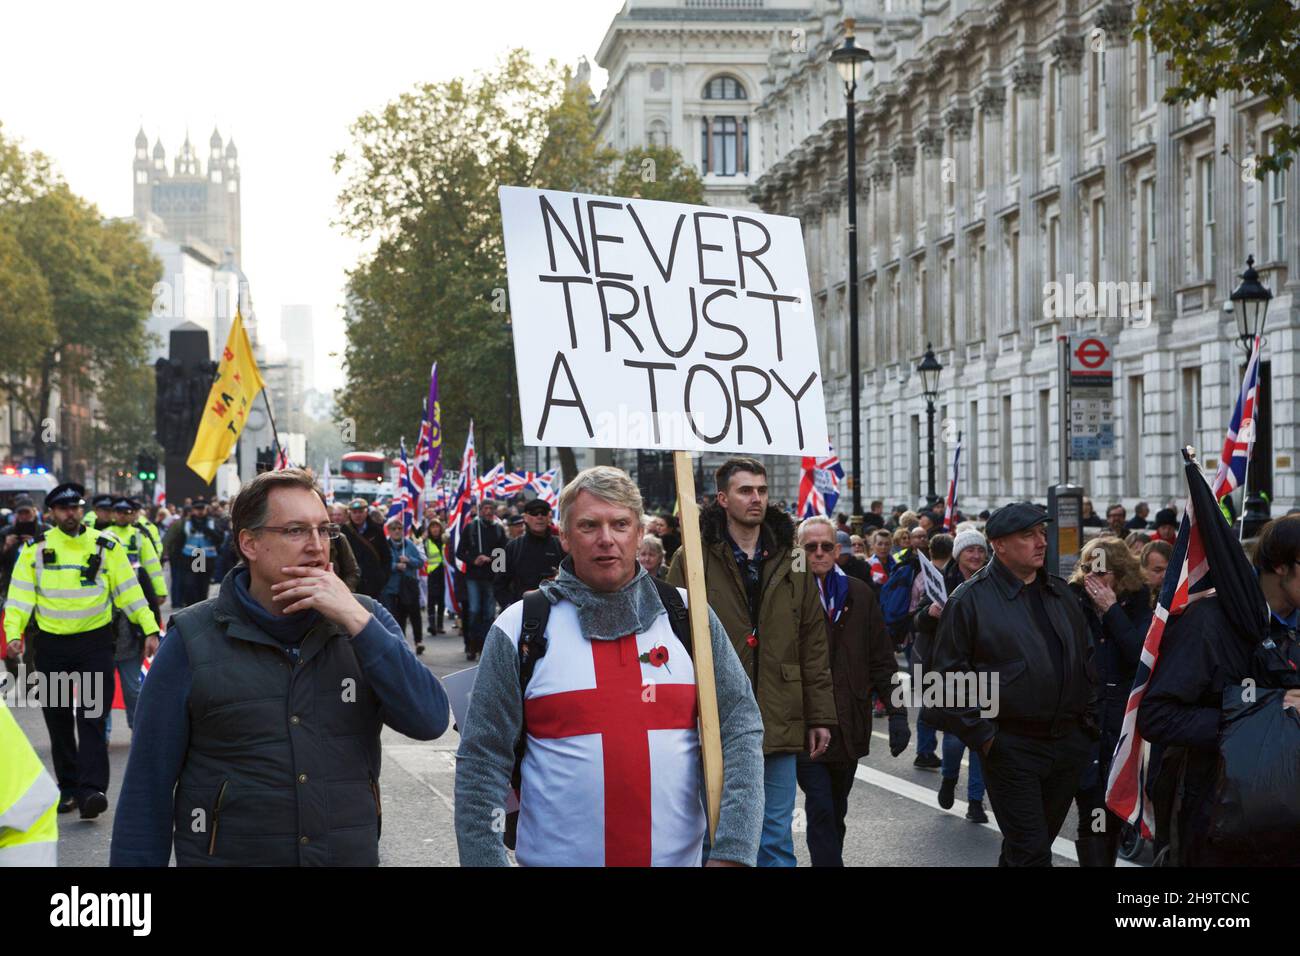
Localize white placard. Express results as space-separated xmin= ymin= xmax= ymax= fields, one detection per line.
xmin=918 ymin=551 xmax=948 ymax=608
xmin=499 ymin=186 xmax=828 ymax=457
xmin=441 ymin=665 xmax=478 ymax=732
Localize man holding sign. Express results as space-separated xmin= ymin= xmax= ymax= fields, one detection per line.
xmin=454 ymin=467 xmax=764 ymax=866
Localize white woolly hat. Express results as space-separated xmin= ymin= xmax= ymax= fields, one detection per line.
xmin=952 ymin=529 xmax=989 ymax=560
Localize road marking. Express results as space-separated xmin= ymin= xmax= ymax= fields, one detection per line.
xmin=851 ymin=763 xmax=1139 ymax=867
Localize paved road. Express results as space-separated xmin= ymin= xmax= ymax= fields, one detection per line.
xmin=5 ymin=604 xmax=1151 ymax=867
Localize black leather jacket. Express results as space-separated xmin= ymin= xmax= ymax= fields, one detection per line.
xmin=922 ymin=557 xmax=1098 ymax=751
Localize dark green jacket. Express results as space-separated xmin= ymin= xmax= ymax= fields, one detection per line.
xmin=668 ymin=504 xmax=835 ymax=754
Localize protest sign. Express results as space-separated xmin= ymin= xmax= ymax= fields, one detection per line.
xmin=918 ymin=551 xmax=949 ymax=608
xmin=499 ymin=186 xmax=827 ymax=457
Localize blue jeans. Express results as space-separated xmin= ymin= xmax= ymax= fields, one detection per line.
xmin=941 ymin=732 xmax=985 ymax=802
xmin=465 ymin=578 xmax=495 ymax=653
xmin=916 ymin=716 xmax=937 ymax=758
xmin=758 ymin=753 xmax=797 ymax=867
xmin=114 ymin=654 xmax=143 ymax=731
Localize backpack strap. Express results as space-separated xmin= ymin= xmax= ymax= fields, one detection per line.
xmin=651 ymin=577 xmax=693 ymax=659
xmin=517 ymin=589 xmax=552 ymax=692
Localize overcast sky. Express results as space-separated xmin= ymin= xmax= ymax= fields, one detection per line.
xmin=1 ymin=0 xmax=624 ymax=391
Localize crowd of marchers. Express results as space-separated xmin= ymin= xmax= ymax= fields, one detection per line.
xmin=4 ymin=458 xmax=1298 ymax=868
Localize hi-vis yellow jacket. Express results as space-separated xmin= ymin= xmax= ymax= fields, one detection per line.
xmin=2 ymin=526 xmax=160 ymax=641
xmin=0 ymin=699 xmax=58 ymax=866
xmin=104 ymin=523 xmax=168 ymax=601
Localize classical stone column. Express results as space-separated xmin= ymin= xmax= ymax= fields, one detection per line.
xmin=872 ymin=157 xmax=894 ymax=360
xmin=1097 ymin=3 xmax=1132 ymax=336
xmin=670 ymin=63 xmax=685 ymax=153
xmin=628 ymin=62 xmax=647 ymax=148
xmin=1214 ymin=97 xmax=1243 ymax=299
xmin=919 ymin=126 xmax=945 ymax=348
xmin=946 ymin=105 xmax=975 ymax=344
xmin=1053 ymin=36 xmax=1085 ymax=303
xmin=1014 ymin=59 xmax=1043 ymax=341
xmin=1153 ymin=48 xmax=1180 ymax=329
xmin=976 ymin=84 xmax=1006 ymax=336
xmin=893 ymin=142 xmax=918 ymax=358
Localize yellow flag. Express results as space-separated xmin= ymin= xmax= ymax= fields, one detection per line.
xmin=186 ymin=310 xmax=266 ymax=482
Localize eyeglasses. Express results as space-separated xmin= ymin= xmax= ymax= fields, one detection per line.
xmin=803 ymin=542 xmax=837 ymax=553
xmin=257 ymin=523 xmax=342 ymax=542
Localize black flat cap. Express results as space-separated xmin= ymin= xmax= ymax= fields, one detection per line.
xmin=1154 ymin=507 xmax=1178 ymax=528
xmin=522 ymin=499 xmax=552 ymax=515
xmin=985 ymin=501 xmax=1052 ymax=539
xmin=46 ymin=483 xmax=87 ymax=509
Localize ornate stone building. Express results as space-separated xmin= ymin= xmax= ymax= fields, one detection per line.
xmin=750 ymin=0 xmax=1300 ymax=513
xmin=133 ymin=126 xmax=242 ymax=267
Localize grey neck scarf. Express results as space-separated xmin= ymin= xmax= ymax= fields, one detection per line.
xmin=538 ymin=559 xmax=665 ymax=641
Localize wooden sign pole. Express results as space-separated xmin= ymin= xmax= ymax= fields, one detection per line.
xmin=673 ymin=450 xmax=723 ymax=841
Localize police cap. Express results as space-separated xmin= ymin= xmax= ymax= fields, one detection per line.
xmin=984 ymin=501 xmax=1052 ymax=540
xmin=113 ymin=497 xmax=139 ymax=512
xmin=92 ymin=493 xmax=115 ymax=509
xmin=46 ymin=483 xmax=87 ymax=509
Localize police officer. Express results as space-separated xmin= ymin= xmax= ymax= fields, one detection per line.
xmin=132 ymin=498 xmax=163 ymax=558
xmin=2 ymin=483 xmax=160 ymax=819
xmin=104 ymin=497 xmax=168 ymax=729
xmin=922 ymin=501 xmax=1097 ymax=866
xmin=0 ymin=698 xmax=58 ymax=865
xmin=85 ymin=493 xmax=114 ymax=531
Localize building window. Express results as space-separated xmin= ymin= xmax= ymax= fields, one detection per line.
xmin=1126 ymin=375 xmax=1144 ymax=493
xmin=944 ymin=252 xmax=955 ymax=345
xmin=135 ymin=169 xmax=148 ymax=185
xmin=1047 ymin=214 xmax=1060 ymax=285
xmin=1038 ymin=388 xmax=1052 ymax=484
xmin=974 ymin=239 xmax=985 ymax=338
xmin=701 ymin=116 xmax=747 ymax=176
xmin=975 ymin=110 xmax=985 ymax=190
xmin=1140 ymin=178 xmax=1156 ymax=285
xmin=1001 ymin=394 xmax=1013 ymax=488
xmin=1090 ymin=196 xmax=1106 ymax=286
xmin=1009 ymin=91 xmax=1018 ymax=177
xmin=1181 ymin=367 xmax=1203 ymax=449
xmin=968 ymin=399 xmax=980 ymax=494
xmin=1006 ymin=223 xmax=1020 ymax=330
xmin=918 ymin=266 xmax=928 ymax=350
xmin=1088 ymin=47 xmax=1103 ymax=132
xmin=1046 ymin=62 xmax=1058 ymax=154
xmin=1137 ymin=36 xmax=1151 ymax=111
xmin=1264 ymin=130 xmax=1286 ymax=261
xmin=703 ymin=75 xmax=746 ymax=100
xmin=1198 ymin=155 xmax=1215 ymax=279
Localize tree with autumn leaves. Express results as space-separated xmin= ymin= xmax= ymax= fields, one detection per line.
xmin=332 ymin=52 xmax=703 ymax=480
xmin=0 ymin=122 xmax=160 ymax=481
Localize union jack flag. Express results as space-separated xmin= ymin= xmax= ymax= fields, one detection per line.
xmin=1211 ymin=335 xmax=1261 ymax=501
xmin=798 ymin=441 xmax=843 ymax=518
xmin=386 ymin=438 xmax=416 ymax=531
xmin=500 ymin=468 xmax=561 ymax=508
xmin=476 ymin=460 xmax=506 ymax=500
xmin=444 ymin=423 xmax=476 ymax=616
xmin=1106 ymin=451 xmax=1217 ymax=838
xmin=943 ymin=433 xmax=962 ymax=532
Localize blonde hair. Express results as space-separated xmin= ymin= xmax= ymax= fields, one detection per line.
xmin=1069 ymin=535 xmax=1146 ymax=596
xmin=892 ymin=527 xmax=911 ymax=548
xmin=899 ymin=510 xmax=920 ymax=530
xmin=557 ymin=466 xmax=644 ymax=532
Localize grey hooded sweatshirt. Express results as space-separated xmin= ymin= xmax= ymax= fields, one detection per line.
xmin=454 ymin=561 xmax=764 ymax=866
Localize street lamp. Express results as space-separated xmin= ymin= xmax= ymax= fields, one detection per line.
xmin=1228 ymin=256 xmax=1273 ymax=537
xmin=829 ymin=17 xmax=873 ymax=520
xmin=918 ymin=343 xmax=943 ymax=504
xmin=1230 ymin=254 xmax=1272 ymax=354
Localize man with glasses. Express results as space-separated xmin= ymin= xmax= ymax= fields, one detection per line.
xmin=794 ymin=516 xmax=909 ymax=866
xmin=111 ymin=468 xmax=449 ymax=866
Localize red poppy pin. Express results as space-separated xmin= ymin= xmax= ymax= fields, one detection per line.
xmin=745 ymin=633 xmax=758 ymax=648
xmin=639 ymin=643 xmax=671 ymax=672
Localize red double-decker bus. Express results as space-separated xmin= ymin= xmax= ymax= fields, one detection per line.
xmin=338 ymin=451 xmax=390 ymax=502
